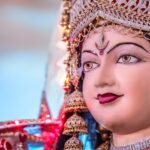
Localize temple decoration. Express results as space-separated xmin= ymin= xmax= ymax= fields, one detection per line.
xmin=0 ymin=91 xmax=64 ymax=150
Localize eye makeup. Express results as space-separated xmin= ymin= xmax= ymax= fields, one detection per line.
xmin=113 ymin=44 xmax=149 ymax=63
xmin=81 ymin=42 xmax=150 ymax=70
xmin=106 ymin=42 xmax=149 ymax=55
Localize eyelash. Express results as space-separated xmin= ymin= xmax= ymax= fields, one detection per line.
xmin=82 ymin=54 xmax=142 ymax=73
xmin=82 ymin=61 xmax=99 ymax=72
xmin=117 ymin=54 xmax=142 ymax=64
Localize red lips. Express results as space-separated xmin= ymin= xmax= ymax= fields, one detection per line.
xmin=97 ymin=93 xmax=123 ymax=104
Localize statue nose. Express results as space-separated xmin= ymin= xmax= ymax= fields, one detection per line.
xmin=94 ymin=65 xmax=115 ymax=88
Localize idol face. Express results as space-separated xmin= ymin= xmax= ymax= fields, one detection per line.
xmin=81 ymin=27 xmax=150 ymax=134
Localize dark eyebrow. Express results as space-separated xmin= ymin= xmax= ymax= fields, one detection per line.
xmin=82 ymin=50 xmax=98 ymax=56
xmin=107 ymin=42 xmax=149 ymax=54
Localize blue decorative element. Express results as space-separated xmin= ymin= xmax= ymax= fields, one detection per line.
xmin=24 ymin=125 xmax=41 ymax=135
xmin=25 ymin=126 xmax=44 ymax=149
xmin=28 ymin=143 xmax=44 ymax=150
xmin=79 ymin=134 xmax=93 ymax=150
xmin=79 ymin=112 xmax=98 ymax=150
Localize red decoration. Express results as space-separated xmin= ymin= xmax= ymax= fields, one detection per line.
xmin=39 ymin=91 xmax=52 ymax=120
xmin=0 ymin=139 xmax=12 ymax=150
xmin=0 ymin=90 xmax=65 ymax=149
xmin=19 ymin=134 xmax=27 ymax=143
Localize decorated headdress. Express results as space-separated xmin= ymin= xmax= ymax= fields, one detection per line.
xmin=61 ymin=0 xmax=150 ymax=52
xmin=60 ymin=0 xmax=150 ymax=149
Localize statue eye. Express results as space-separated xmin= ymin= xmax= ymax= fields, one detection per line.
xmin=83 ymin=62 xmax=99 ymax=72
xmin=117 ymin=55 xmax=140 ymax=64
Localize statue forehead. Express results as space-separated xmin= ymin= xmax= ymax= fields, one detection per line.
xmin=82 ymin=27 xmax=110 ymax=47
xmin=83 ymin=24 xmax=139 ymax=44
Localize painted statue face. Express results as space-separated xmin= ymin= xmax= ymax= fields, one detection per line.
xmin=81 ymin=27 xmax=150 ymax=134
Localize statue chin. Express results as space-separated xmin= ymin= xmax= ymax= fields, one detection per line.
xmin=97 ymin=120 xmax=129 ymax=134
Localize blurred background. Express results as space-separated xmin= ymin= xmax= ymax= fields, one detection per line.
xmin=0 ymin=0 xmax=65 ymax=121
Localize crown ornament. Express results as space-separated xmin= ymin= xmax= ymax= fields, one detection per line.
xmin=61 ymin=0 xmax=150 ymax=48
xmin=70 ymin=0 xmax=150 ymax=38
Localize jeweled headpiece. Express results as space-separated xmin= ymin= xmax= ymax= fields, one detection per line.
xmin=61 ymin=0 xmax=150 ymax=52
xmin=70 ymin=0 xmax=150 ymax=38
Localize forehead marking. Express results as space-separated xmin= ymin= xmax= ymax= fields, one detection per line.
xmin=95 ymin=28 xmax=109 ymax=55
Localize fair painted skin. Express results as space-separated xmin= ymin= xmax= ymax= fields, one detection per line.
xmin=81 ymin=27 xmax=150 ymax=146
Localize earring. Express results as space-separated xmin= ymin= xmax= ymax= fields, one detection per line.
xmin=63 ymin=113 xmax=88 ymax=135
xmin=63 ymin=50 xmax=88 ymax=150
xmin=64 ymin=136 xmax=83 ymax=150
xmin=63 ymin=90 xmax=88 ymax=150
xmin=64 ymin=90 xmax=88 ymax=113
